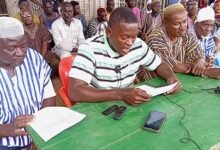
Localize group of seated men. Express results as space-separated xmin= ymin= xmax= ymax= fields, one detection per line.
xmin=12 ymin=0 xmax=220 ymax=75
xmin=1 ymin=0 xmax=220 ymax=149
xmin=13 ymin=0 xmax=115 ymax=60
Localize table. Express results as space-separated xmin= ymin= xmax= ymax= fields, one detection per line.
xmin=28 ymin=74 xmax=220 ymax=150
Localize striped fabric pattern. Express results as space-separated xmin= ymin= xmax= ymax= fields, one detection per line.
xmin=146 ymin=27 xmax=204 ymax=67
xmin=199 ymin=34 xmax=215 ymax=60
xmin=69 ymin=34 xmax=161 ymax=89
xmin=199 ymin=34 xmax=220 ymax=67
xmin=86 ymin=18 xmax=99 ymax=39
xmin=0 ymin=48 xmax=52 ymax=147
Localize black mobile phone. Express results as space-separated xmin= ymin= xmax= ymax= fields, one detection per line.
xmin=143 ymin=111 xmax=166 ymax=132
xmin=113 ymin=106 xmax=126 ymax=120
xmin=102 ymin=105 xmax=119 ymax=116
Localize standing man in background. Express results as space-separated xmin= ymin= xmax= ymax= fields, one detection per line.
xmin=71 ymin=1 xmax=87 ymax=35
xmin=139 ymin=0 xmax=162 ymax=41
xmin=39 ymin=0 xmax=60 ymax=32
xmin=125 ymin=0 xmax=141 ymax=21
xmin=106 ymin=0 xmax=115 ymax=20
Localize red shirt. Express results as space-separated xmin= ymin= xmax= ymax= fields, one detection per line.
xmin=199 ymin=0 xmax=208 ymax=8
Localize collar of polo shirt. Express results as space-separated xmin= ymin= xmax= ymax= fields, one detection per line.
xmin=103 ymin=32 xmax=121 ymax=58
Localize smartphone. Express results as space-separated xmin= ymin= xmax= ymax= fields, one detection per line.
xmin=113 ymin=106 xmax=126 ymax=120
xmin=102 ymin=105 xmax=118 ymax=116
xmin=143 ymin=111 xmax=166 ymax=132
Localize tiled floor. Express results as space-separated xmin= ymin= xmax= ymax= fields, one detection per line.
xmin=52 ymin=76 xmax=65 ymax=106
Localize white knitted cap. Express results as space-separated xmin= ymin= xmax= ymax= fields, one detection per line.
xmin=195 ymin=6 xmax=215 ymax=23
xmin=0 ymin=17 xmax=24 ymax=39
xmin=147 ymin=0 xmax=152 ymax=4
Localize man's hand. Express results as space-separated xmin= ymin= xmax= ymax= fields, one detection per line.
xmin=154 ymin=62 xmax=181 ymax=94
xmin=71 ymin=48 xmax=78 ymax=54
xmin=191 ymin=59 xmax=206 ymax=76
xmin=173 ymin=63 xmax=191 ymax=74
xmin=140 ymin=33 xmax=147 ymax=41
xmin=9 ymin=115 xmax=33 ymax=137
xmin=30 ymin=142 xmax=38 ymax=150
xmin=206 ymin=55 xmax=215 ymax=67
xmin=120 ymin=88 xmax=152 ymax=105
xmin=205 ymin=61 xmax=214 ymax=68
xmin=204 ymin=68 xmax=220 ymax=79
xmin=119 ymin=88 xmax=152 ymax=106
xmin=165 ymin=75 xmax=182 ymax=94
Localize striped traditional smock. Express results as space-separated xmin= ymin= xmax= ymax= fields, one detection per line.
xmin=0 ymin=48 xmax=56 ymax=147
xmin=135 ymin=27 xmax=204 ymax=82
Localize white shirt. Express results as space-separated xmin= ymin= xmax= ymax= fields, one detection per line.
xmin=51 ymin=17 xmax=85 ymax=52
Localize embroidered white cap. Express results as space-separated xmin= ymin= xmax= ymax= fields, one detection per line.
xmin=147 ymin=0 xmax=152 ymax=4
xmin=0 ymin=17 xmax=24 ymax=39
xmin=195 ymin=6 xmax=215 ymax=23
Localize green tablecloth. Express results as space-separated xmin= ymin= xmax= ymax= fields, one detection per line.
xmin=28 ymin=74 xmax=220 ymax=150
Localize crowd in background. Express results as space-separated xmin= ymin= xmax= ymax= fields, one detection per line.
xmin=9 ymin=0 xmax=220 ymax=69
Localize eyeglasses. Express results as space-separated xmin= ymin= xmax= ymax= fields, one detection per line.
xmin=21 ymin=14 xmax=32 ymax=18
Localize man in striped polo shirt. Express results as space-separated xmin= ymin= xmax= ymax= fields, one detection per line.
xmin=68 ymin=7 xmax=181 ymax=106
xmin=0 ymin=17 xmax=56 ymax=149
xmin=142 ymin=3 xmax=220 ymax=81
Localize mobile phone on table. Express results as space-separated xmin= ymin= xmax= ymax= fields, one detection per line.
xmin=113 ymin=106 xmax=126 ymax=120
xmin=143 ymin=110 xmax=166 ymax=132
xmin=102 ymin=105 xmax=118 ymax=116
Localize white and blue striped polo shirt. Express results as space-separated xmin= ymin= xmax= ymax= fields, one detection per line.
xmin=69 ymin=34 xmax=161 ymax=89
xmin=0 ymin=48 xmax=56 ymax=147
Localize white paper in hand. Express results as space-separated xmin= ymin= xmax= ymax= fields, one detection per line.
xmin=136 ymin=82 xmax=177 ymax=97
xmin=29 ymin=107 xmax=86 ymax=142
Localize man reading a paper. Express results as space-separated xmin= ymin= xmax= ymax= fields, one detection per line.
xmin=0 ymin=17 xmax=56 ymax=149
xmin=68 ymin=7 xmax=181 ymax=106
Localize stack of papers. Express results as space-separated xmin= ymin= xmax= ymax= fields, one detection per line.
xmin=136 ymin=82 xmax=177 ymax=97
xmin=29 ymin=107 xmax=86 ymax=142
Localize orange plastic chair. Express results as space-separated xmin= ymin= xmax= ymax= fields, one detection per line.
xmin=58 ymin=55 xmax=76 ymax=107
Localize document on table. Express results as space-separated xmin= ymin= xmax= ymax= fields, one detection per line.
xmin=136 ymin=82 xmax=178 ymax=97
xmin=29 ymin=107 xmax=86 ymax=142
